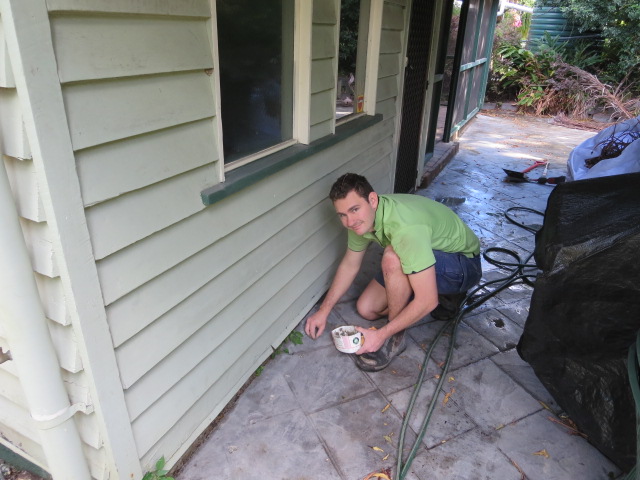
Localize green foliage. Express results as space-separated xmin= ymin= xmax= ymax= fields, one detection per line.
xmin=338 ymin=0 xmax=361 ymax=75
xmin=254 ymin=330 xmax=304 ymax=376
xmin=534 ymin=33 xmax=603 ymax=70
xmin=272 ymin=330 xmax=304 ymax=357
xmin=489 ymin=33 xmax=638 ymax=118
xmin=142 ymin=457 xmax=174 ymax=480
xmin=561 ymin=0 xmax=640 ymax=80
xmin=489 ymin=42 xmax=556 ymax=104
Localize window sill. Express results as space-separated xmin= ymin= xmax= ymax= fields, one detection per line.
xmin=201 ymin=114 xmax=383 ymax=206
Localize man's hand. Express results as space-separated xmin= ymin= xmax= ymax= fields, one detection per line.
xmin=354 ymin=326 xmax=388 ymax=355
xmin=305 ymin=310 xmax=328 ymax=339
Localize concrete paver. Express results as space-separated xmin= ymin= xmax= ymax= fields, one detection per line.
xmin=490 ymin=349 xmax=560 ymax=412
xmin=387 ymin=376 xmax=477 ymax=449
xmin=496 ymin=410 xmax=619 ymax=480
xmin=407 ymin=428 xmax=523 ymax=480
xmin=465 ymin=308 xmax=524 ymax=352
xmin=176 ymin=113 xmax=624 ymax=480
xmin=310 ymin=391 xmax=413 ymax=479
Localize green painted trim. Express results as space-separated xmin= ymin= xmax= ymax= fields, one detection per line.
xmin=459 ymin=57 xmax=487 ymax=72
xmin=450 ymin=106 xmax=480 ymax=134
xmin=463 ymin=0 xmax=485 ymax=119
xmin=478 ymin=0 xmax=501 ymax=112
xmin=443 ymin=0 xmax=469 ymax=142
xmin=0 ymin=443 xmax=51 ymax=479
xmin=201 ymin=114 xmax=383 ymax=206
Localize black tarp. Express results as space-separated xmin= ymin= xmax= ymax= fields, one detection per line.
xmin=518 ymin=172 xmax=640 ymax=470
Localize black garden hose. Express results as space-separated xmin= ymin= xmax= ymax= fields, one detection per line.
xmin=396 ymin=207 xmax=544 ymax=479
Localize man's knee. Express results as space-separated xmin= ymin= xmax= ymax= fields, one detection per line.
xmin=356 ymin=297 xmax=381 ymax=320
xmin=356 ymin=279 xmax=387 ymax=320
xmin=381 ymin=246 xmax=403 ymax=276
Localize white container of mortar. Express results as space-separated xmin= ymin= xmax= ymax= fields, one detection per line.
xmin=331 ymin=326 xmax=363 ymax=354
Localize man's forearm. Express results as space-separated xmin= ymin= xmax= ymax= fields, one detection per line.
xmin=380 ymin=266 xmax=438 ymax=340
xmin=379 ymin=297 xmax=436 ymax=338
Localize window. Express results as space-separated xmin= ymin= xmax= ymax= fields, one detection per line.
xmin=336 ymin=0 xmax=369 ymax=121
xmin=217 ymin=0 xmax=295 ymax=168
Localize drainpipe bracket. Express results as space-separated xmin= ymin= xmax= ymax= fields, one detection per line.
xmin=32 ymin=402 xmax=94 ymax=430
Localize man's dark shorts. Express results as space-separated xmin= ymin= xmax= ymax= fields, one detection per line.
xmin=375 ymin=250 xmax=482 ymax=294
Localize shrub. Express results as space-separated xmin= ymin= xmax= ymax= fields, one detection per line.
xmin=538 ymin=0 xmax=640 ymax=82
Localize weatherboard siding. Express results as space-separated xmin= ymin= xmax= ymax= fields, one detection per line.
xmin=45 ymin=1 xmax=222 ymax=472
xmin=116 ymin=118 xmax=397 ymax=462
xmin=0 ymin=89 xmax=30 ymax=160
xmin=310 ymin=0 xmax=339 ymax=141
xmin=0 ymin=23 xmax=90 ymax=471
xmin=1 ymin=0 xmax=221 ymax=477
xmin=50 ymin=14 xmax=213 ymax=84
xmin=1 ymin=0 xmax=409 ymax=476
xmin=377 ymin=0 xmax=405 ymax=118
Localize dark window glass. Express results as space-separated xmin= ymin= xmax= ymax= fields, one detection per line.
xmin=217 ymin=0 xmax=294 ymax=164
xmin=337 ymin=0 xmax=363 ymax=119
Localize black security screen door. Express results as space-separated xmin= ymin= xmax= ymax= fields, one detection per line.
xmin=394 ymin=0 xmax=433 ymax=193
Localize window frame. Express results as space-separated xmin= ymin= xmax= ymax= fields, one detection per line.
xmin=333 ymin=0 xmax=384 ymax=128
xmin=335 ymin=0 xmax=370 ymax=124
xmin=209 ymin=0 xmax=383 ymax=182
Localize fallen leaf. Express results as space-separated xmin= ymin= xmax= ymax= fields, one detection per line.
xmin=448 ymin=376 xmax=455 ymax=382
xmin=383 ymin=435 xmax=393 ymax=444
xmin=442 ymin=387 xmax=456 ymax=405
xmin=382 ymin=454 xmax=390 ymax=461
xmin=546 ymin=416 xmax=587 ymax=438
xmin=363 ymin=473 xmax=391 ymax=480
xmin=495 ymin=424 xmax=505 ymax=430
xmin=533 ymin=449 xmax=550 ymax=458
xmin=434 ymin=374 xmax=441 ymax=379
xmin=539 ymin=401 xmax=552 ymax=411
xmin=381 ymin=403 xmax=391 ymax=413
xmin=510 ymin=459 xmax=526 ymax=480
xmin=368 ymin=326 xmax=378 ymax=330
xmin=372 ymin=446 xmax=384 ymax=453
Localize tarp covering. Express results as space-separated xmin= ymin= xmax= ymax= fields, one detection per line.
xmin=567 ymin=115 xmax=640 ymax=181
xmin=518 ymin=172 xmax=640 ymax=471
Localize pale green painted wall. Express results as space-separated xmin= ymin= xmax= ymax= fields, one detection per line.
xmin=0 ymin=0 xmax=411 ymax=476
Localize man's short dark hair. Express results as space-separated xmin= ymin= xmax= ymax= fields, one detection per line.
xmin=329 ymin=173 xmax=374 ymax=201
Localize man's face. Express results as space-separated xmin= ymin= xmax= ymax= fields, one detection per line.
xmin=333 ymin=190 xmax=378 ymax=236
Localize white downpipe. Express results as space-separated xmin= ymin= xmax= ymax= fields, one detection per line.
xmin=0 ymin=163 xmax=91 ymax=480
xmin=498 ymin=0 xmax=534 ymax=15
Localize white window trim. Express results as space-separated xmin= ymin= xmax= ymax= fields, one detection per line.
xmin=335 ymin=0 xmax=383 ymax=126
xmin=210 ymin=0 xmax=310 ymax=176
xmin=209 ymin=0 xmax=226 ymax=182
xmin=364 ymin=0 xmax=383 ymax=116
xmin=224 ymin=139 xmax=298 ymax=172
xmin=209 ymin=0 xmax=381 ymax=178
xmin=293 ymin=0 xmax=313 ymax=145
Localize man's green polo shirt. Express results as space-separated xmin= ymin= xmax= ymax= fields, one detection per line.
xmin=347 ymin=194 xmax=480 ymax=275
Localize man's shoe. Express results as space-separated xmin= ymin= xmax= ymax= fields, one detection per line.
xmin=431 ymin=292 xmax=467 ymax=321
xmin=354 ymin=331 xmax=406 ymax=372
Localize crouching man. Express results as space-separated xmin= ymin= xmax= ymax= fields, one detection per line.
xmin=305 ymin=173 xmax=482 ymax=371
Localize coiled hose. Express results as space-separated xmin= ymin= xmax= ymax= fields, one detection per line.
xmin=395 ymin=207 xmax=543 ymax=479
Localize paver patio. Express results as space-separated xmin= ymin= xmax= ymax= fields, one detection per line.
xmin=176 ymin=112 xmax=624 ymax=480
